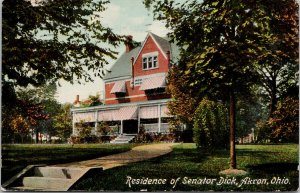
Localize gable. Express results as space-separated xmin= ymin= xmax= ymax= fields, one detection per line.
xmin=103 ymin=33 xmax=180 ymax=82
xmin=133 ymin=35 xmax=170 ymax=77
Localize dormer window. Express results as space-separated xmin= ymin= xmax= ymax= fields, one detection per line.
xmin=142 ymin=52 xmax=158 ymax=70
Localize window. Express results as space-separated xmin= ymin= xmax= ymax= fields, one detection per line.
xmin=142 ymin=54 xmax=159 ymax=70
xmin=153 ymin=56 xmax=158 ymax=68
xmin=143 ymin=58 xmax=147 ymax=69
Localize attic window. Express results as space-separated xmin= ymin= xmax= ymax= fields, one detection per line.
xmin=142 ymin=52 xmax=158 ymax=70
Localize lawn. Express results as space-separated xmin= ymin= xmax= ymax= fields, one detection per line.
xmin=72 ymin=143 xmax=299 ymax=191
xmin=1 ymin=143 xmax=136 ymax=184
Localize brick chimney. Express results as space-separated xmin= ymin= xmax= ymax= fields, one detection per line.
xmin=74 ymin=95 xmax=80 ymax=104
xmin=125 ymin=35 xmax=134 ymax=53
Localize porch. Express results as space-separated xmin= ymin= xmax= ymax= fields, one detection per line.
xmin=72 ymin=100 xmax=173 ymax=136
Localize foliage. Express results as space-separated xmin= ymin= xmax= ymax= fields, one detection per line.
xmin=76 ymin=120 xmax=93 ymax=139
xmin=9 ymin=114 xmax=30 ymax=143
xmin=2 ymin=83 xmax=62 ymax=143
xmin=2 ymin=0 xmax=121 ymax=87
xmin=144 ymin=0 xmax=298 ymax=169
xmin=235 ymin=92 xmax=267 ymax=139
xmin=16 ymin=84 xmax=62 ymax=143
xmin=255 ymin=120 xmax=272 ymax=143
xmin=268 ymin=97 xmax=299 ymax=143
xmin=97 ymin=121 xmax=112 ymax=135
xmin=254 ymin=0 xmax=298 ymax=116
xmin=166 ymin=66 xmax=201 ymax=127
xmin=53 ymin=103 xmax=73 ymax=141
xmin=134 ymin=125 xmax=180 ymax=143
xmin=193 ymin=98 xmax=229 ymax=149
xmin=79 ymin=93 xmax=103 ymax=108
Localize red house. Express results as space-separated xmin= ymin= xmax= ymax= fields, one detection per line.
xmin=71 ymin=32 xmax=180 ymax=140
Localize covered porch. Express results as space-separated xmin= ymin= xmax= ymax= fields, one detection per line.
xmin=72 ymin=100 xmax=172 ymax=136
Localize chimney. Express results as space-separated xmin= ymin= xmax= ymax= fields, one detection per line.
xmin=166 ymin=51 xmax=171 ymax=67
xmin=74 ymin=95 xmax=80 ymax=107
xmin=125 ymin=35 xmax=134 ymax=53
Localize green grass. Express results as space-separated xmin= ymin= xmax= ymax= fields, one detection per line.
xmin=1 ymin=143 xmax=137 ymax=183
xmin=72 ymin=143 xmax=299 ymax=191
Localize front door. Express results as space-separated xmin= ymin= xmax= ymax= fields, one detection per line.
xmin=123 ymin=120 xmax=138 ymax=134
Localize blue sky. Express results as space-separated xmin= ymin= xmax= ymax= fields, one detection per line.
xmin=56 ymin=0 xmax=170 ymax=103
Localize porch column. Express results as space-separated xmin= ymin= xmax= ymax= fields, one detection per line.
xmin=94 ymin=110 xmax=99 ymax=135
xmin=137 ymin=106 xmax=141 ymax=133
xmin=72 ymin=112 xmax=76 ymax=135
xmin=158 ymin=104 xmax=161 ymax=133
xmin=121 ymin=120 xmax=123 ymax=134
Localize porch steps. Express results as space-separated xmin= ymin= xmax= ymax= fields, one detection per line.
xmin=6 ymin=166 xmax=102 ymax=191
xmin=110 ymin=134 xmax=136 ymax=144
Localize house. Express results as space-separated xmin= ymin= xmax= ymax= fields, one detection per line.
xmin=71 ymin=32 xmax=180 ymax=136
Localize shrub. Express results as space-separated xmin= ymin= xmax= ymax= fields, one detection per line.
xmin=134 ymin=125 xmax=181 ymax=143
xmin=193 ymin=98 xmax=229 ymax=149
xmin=97 ymin=121 xmax=112 ymax=135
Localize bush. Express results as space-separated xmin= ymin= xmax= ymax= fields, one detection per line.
xmin=193 ymin=98 xmax=229 ymax=149
xmin=134 ymin=125 xmax=180 ymax=143
xmin=69 ymin=135 xmax=81 ymax=144
xmin=97 ymin=121 xmax=112 ymax=135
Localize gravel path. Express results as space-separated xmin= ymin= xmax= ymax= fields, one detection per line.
xmin=53 ymin=143 xmax=174 ymax=170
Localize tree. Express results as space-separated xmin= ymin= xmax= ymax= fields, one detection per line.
xmin=268 ymin=97 xmax=299 ymax=143
xmin=10 ymin=114 xmax=30 ymax=143
xmin=255 ymin=0 xmax=298 ymax=116
xmin=79 ymin=93 xmax=103 ymax=107
xmin=53 ymin=103 xmax=73 ymax=141
xmin=166 ymin=66 xmax=201 ymax=128
xmin=16 ymin=84 xmax=62 ymax=143
xmin=144 ymin=0 xmax=277 ymax=169
xmin=2 ymin=0 xmax=121 ymax=87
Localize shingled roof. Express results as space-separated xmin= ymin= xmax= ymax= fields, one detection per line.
xmin=103 ymin=33 xmax=180 ymax=81
xmin=103 ymin=46 xmax=140 ymax=81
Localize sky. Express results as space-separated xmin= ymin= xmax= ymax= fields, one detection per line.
xmin=56 ymin=0 xmax=170 ymax=104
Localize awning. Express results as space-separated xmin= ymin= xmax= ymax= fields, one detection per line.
xmin=110 ymin=81 xmax=126 ymax=94
xmin=139 ymin=76 xmax=166 ymax=91
xmin=139 ymin=106 xmax=159 ymax=119
xmin=118 ymin=106 xmax=138 ymax=120
xmin=73 ymin=112 xmax=96 ymax=123
xmin=98 ymin=109 xmax=119 ymax=121
xmin=161 ymin=105 xmax=172 ymax=117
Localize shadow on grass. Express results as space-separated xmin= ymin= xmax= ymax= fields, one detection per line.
xmin=247 ymin=163 xmax=298 ymax=174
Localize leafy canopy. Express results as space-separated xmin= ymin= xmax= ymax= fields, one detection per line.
xmin=3 ymin=0 xmax=121 ymax=86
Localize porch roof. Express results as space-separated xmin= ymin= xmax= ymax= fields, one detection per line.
xmin=118 ymin=106 xmax=138 ymax=120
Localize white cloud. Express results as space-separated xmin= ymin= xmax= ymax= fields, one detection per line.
xmin=56 ymin=79 xmax=105 ymax=104
xmin=120 ymin=26 xmax=147 ymax=42
xmin=131 ymin=17 xmax=146 ymax=25
xmin=147 ymin=20 xmax=171 ymax=37
xmin=100 ymin=3 xmax=122 ymax=26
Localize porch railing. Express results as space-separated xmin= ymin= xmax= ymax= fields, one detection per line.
xmin=143 ymin=123 xmax=170 ymax=133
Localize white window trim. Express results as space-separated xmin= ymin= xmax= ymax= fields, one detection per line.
xmin=142 ymin=52 xmax=159 ymax=70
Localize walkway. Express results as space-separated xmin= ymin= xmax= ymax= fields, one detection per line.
xmin=54 ymin=143 xmax=174 ymax=170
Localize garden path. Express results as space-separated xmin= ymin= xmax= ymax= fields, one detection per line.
xmin=53 ymin=143 xmax=174 ymax=170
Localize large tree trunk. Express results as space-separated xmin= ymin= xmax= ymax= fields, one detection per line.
xmin=35 ymin=128 xmax=39 ymax=144
xmin=269 ymin=77 xmax=277 ymax=117
xmin=230 ymin=90 xmax=237 ymax=169
xmin=269 ymin=89 xmax=277 ymax=117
